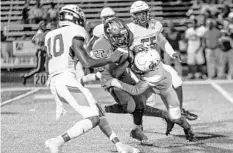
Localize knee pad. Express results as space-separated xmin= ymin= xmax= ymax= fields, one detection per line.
xmin=168 ymin=107 xmax=181 ymax=120
xmin=86 ymin=116 xmax=100 ymax=127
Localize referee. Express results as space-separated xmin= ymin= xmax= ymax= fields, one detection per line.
xmin=21 ymin=21 xmax=47 ymax=85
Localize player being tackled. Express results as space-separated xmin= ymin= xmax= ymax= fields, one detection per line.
xmin=104 ymin=48 xmax=196 ymax=142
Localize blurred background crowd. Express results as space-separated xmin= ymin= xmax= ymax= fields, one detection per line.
xmin=1 ymin=0 xmax=233 ymax=85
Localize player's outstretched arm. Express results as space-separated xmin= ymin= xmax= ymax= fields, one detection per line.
xmin=158 ymin=33 xmax=181 ymax=62
xmin=104 ymin=78 xmax=150 ymax=95
xmin=72 ymin=36 xmax=121 ymax=68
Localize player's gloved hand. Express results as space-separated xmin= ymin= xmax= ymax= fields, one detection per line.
xmin=101 ymin=79 xmax=113 ymax=89
xmin=172 ymin=52 xmax=182 ymax=62
xmin=133 ymin=44 xmax=148 ymax=54
xmin=95 ymin=71 xmax=102 ymax=80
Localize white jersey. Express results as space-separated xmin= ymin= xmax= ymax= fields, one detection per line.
xmin=185 ymin=26 xmax=206 ymax=53
xmin=45 ymin=25 xmax=89 ymax=76
xmin=93 ymin=23 xmax=104 ymax=38
xmin=127 ymin=19 xmax=163 ymax=50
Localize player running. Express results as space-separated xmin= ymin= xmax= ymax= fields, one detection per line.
xmin=44 ymin=5 xmax=139 ymax=153
xmin=128 ymin=0 xmax=197 ymax=120
xmin=104 ymin=48 xmax=196 ymax=142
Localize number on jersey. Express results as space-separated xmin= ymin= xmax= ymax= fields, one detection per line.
xmin=141 ymin=35 xmax=157 ymax=48
xmin=92 ymin=49 xmax=110 ymax=59
xmin=47 ymin=34 xmax=64 ymax=59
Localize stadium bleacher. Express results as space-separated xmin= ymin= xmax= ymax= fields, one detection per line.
xmin=1 ymin=0 xmax=193 ymax=40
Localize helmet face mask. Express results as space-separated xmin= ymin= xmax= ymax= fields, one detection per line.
xmin=104 ymin=17 xmax=129 ymax=48
xmin=130 ymin=1 xmax=150 ymax=27
xmin=132 ymin=10 xmax=150 ymax=27
xmin=58 ymin=5 xmax=86 ymax=27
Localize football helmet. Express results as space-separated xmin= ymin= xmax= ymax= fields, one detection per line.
xmin=100 ymin=7 xmax=115 ymax=21
xmin=130 ymin=1 xmax=150 ymax=27
xmin=134 ymin=49 xmax=161 ymax=73
xmin=104 ymin=17 xmax=130 ymax=48
xmin=58 ymin=5 xmax=86 ymax=27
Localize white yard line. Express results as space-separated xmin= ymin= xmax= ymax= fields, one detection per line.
xmin=1 ymin=88 xmax=40 ymax=107
xmin=210 ymin=81 xmax=233 ymax=104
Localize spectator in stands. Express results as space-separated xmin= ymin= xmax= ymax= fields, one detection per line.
xmin=48 ymin=2 xmax=58 ymax=22
xmin=21 ymin=21 xmax=47 ymax=85
xmin=185 ymin=19 xmax=206 ymax=79
xmin=163 ymin=21 xmax=182 ymax=76
xmin=22 ymin=2 xmax=30 ymax=24
xmin=203 ymin=19 xmax=221 ymax=79
xmin=29 ymin=0 xmax=43 ymax=24
xmin=1 ymin=30 xmax=7 ymax=42
xmin=218 ymin=29 xmax=233 ymax=79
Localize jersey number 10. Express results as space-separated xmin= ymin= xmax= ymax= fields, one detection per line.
xmin=47 ymin=34 xmax=64 ymax=59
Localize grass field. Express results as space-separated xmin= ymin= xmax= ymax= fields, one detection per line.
xmin=1 ymin=80 xmax=233 ymax=153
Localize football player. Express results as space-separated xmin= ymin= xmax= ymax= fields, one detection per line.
xmin=88 ymin=17 xmax=180 ymax=146
xmin=127 ymin=0 xmax=197 ymax=120
xmin=104 ymin=48 xmax=196 ymax=142
xmin=87 ymin=7 xmax=116 ymax=51
xmin=44 ymin=5 xmax=139 ymax=153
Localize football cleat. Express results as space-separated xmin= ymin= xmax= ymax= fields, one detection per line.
xmin=105 ymin=104 xmax=127 ymax=114
xmin=116 ymin=142 xmax=140 ymax=153
xmin=181 ymin=108 xmax=198 ymax=121
xmin=184 ymin=128 xmax=196 ymax=142
xmin=130 ymin=127 xmax=153 ymax=146
xmin=45 ymin=138 xmax=63 ymax=153
xmin=165 ymin=119 xmax=175 ymax=136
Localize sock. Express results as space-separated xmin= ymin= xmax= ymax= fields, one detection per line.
xmin=99 ymin=116 xmax=120 ymax=144
xmin=171 ymin=116 xmax=191 ymax=130
xmin=144 ymin=105 xmax=169 ymax=119
xmin=66 ymin=117 xmax=99 ymax=140
xmin=132 ymin=109 xmax=144 ymax=126
xmin=174 ymin=86 xmax=183 ymax=109
xmin=105 ymin=104 xmax=127 ymax=114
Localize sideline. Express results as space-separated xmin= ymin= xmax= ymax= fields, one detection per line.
xmin=1 ymin=88 xmax=40 ymax=107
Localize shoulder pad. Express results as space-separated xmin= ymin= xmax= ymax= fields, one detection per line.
xmin=149 ymin=19 xmax=163 ymax=33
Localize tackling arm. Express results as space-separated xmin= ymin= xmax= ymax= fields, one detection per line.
xmin=158 ymin=33 xmax=176 ymax=57
xmin=110 ymin=79 xmax=150 ymax=95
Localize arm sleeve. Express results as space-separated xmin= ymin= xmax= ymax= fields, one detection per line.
xmin=116 ymin=80 xmax=150 ymax=95
xmin=158 ymin=33 xmax=176 ymax=57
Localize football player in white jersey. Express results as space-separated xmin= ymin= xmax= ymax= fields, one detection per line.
xmin=128 ymin=0 xmax=197 ymax=120
xmin=44 ymin=5 xmax=139 ymax=153
xmin=104 ymin=48 xmax=195 ymax=142
xmin=87 ymin=7 xmax=116 ymax=50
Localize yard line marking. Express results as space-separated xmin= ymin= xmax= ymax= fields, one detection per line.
xmin=1 ymin=87 xmax=37 ymax=92
xmin=1 ymin=88 xmax=40 ymax=107
xmin=210 ymin=81 xmax=233 ymax=104
xmin=184 ymin=79 xmax=233 ymax=85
